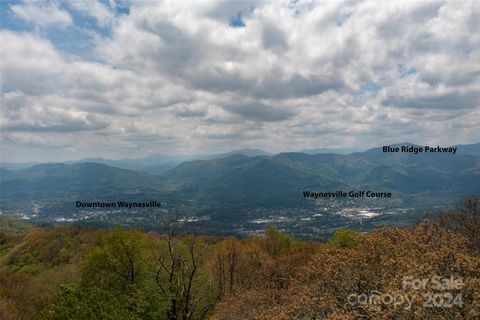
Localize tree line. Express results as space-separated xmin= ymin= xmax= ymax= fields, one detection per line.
xmin=0 ymin=197 xmax=479 ymax=319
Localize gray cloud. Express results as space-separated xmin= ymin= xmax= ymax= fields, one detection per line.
xmin=262 ymin=24 xmax=288 ymax=52
xmin=187 ymin=68 xmax=344 ymax=100
xmin=5 ymin=121 xmax=108 ymax=133
xmin=1 ymin=92 xmax=110 ymax=133
xmin=224 ymin=101 xmax=295 ymax=122
xmin=382 ymin=91 xmax=480 ymax=110
xmin=205 ymin=1 xmax=258 ymax=22
xmin=174 ymin=105 xmax=208 ymax=118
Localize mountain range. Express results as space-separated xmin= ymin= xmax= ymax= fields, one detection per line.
xmin=49 ymin=148 xmax=271 ymax=175
xmin=1 ymin=143 xmax=479 ymax=225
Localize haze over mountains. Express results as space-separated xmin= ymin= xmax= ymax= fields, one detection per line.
xmin=3 ymin=144 xmax=479 ymax=173
xmin=1 ymin=148 xmax=272 ymax=174
xmin=1 ymin=143 xmax=479 ymax=221
xmin=454 ymin=142 xmax=480 ymax=156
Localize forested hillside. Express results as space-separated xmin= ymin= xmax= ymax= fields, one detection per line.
xmin=1 ymin=197 xmax=479 ymax=319
xmin=2 ymin=144 xmax=480 ymax=219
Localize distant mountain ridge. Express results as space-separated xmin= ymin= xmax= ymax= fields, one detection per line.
xmin=298 ymin=147 xmax=360 ymax=155
xmin=162 ymin=146 xmax=479 ymax=199
xmin=4 ymin=143 xmax=477 ymax=172
xmin=1 ymin=143 xmax=479 ymax=216
xmin=57 ymin=148 xmax=272 ymax=175
xmin=0 ymin=162 xmax=167 ymax=202
xmin=455 ymin=143 xmax=480 ymax=156
xmin=204 ymin=148 xmax=272 ymax=159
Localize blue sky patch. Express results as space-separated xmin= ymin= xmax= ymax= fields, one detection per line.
xmin=1 ymin=0 xmax=118 ymax=60
xmin=397 ymin=64 xmax=418 ymax=77
xmin=229 ymin=12 xmax=245 ymax=28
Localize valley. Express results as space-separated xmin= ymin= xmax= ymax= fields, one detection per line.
xmin=1 ymin=142 xmax=479 ymax=239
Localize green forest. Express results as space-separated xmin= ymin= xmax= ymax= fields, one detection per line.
xmin=1 ymin=197 xmax=479 ymax=320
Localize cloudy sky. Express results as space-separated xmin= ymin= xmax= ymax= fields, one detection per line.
xmin=1 ymin=0 xmax=479 ymax=162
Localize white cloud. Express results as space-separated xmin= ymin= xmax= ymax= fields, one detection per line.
xmin=1 ymin=1 xmax=479 ymax=161
xmin=68 ymin=0 xmax=114 ymax=27
xmin=1 ymin=91 xmax=110 ymax=132
xmin=0 ymin=31 xmax=67 ymax=95
xmin=10 ymin=1 xmax=72 ymax=27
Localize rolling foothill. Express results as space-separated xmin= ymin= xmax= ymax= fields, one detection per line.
xmin=1 ymin=142 xmax=479 ymax=237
